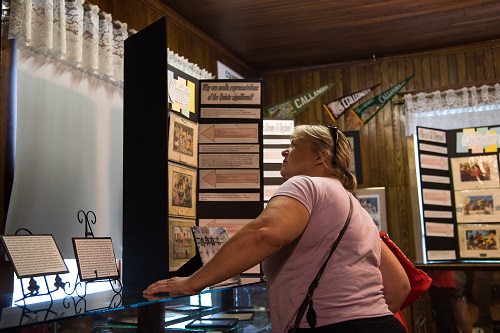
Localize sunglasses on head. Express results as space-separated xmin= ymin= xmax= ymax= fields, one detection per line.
xmin=327 ymin=126 xmax=338 ymax=160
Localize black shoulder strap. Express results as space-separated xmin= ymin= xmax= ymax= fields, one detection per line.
xmin=288 ymin=195 xmax=353 ymax=333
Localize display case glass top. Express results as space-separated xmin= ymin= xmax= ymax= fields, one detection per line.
xmin=0 ymin=278 xmax=268 ymax=332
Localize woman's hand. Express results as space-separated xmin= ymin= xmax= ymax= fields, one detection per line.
xmin=143 ymin=277 xmax=198 ymax=296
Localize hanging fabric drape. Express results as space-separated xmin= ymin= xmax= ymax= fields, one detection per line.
xmin=8 ymin=0 xmax=215 ymax=84
xmin=9 ymin=0 xmax=128 ymax=86
xmin=404 ymin=84 xmax=500 ymax=136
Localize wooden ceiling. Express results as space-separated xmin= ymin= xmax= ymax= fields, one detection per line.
xmin=159 ymin=0 xmax=500 ymax=73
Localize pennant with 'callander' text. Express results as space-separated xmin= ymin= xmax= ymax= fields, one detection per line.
xmin=352 ymin=76 xmax=413 ymax=125
xmin=323 ymin=84 xmax=380 ymax=122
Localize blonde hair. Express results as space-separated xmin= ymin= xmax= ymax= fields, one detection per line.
xmin=290 ymin=124 xmax=357 ymax=192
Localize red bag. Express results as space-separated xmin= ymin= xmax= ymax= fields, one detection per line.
xmin=379 ymin=231 xmax=432 ymax=309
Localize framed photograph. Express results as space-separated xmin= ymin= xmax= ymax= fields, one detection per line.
xmin=169 ymin=218 xmax=196 ymax=271
xmin=72 ymin=237 xmax=120 ymax=281
xmin=458 ymin=224 xmax=500 ymax=259
xmin=168 ymin=163 xmax=197 ymax=217
xmin=344 ymin=131 xmax=362 ymax=185
xmin=355 ymin=187 xmax=387 ymax=232
xmin=454 ymin=189 xmax=500 ymax=223
xmin=450 ymin=154 xmax=500 ymax=191
xmin=168 ymin=112 xmax=199 ymax=167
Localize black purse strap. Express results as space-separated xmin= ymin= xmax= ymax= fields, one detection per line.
xmin=288 ymin=195 xmax=353 ymax=333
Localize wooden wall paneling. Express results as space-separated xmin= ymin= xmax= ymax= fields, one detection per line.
xmin=474 ymin=49 xmax=486 ymax=83
xmin=465 ymin=50 xmax=476 ymax=84
xmin=483 ymin=48 xmax=494 ymax=82
xmin=382 ymin=62 xmax=397 ymax=237
xmin=447 ymin=54 xmax=458 ymax=86
xmin=493 ymin=47 xmax=500 ymax=78
xmin=412 ymin=57 xmax=424 ymax=91
xmin=404 ymin=59 xmax=415 ymax=92
xmin=456 ymin=52 xmax=467 ymax=84
xmin=420 ymin=56 xmax=432 ymax=90
xmin=308 ymin=72 xmax=321 ymax=125
xmin=429 ymin=55 xmax=440 ymax=89
xmin=337 ymin=67 xmax=349 ymax=131
xmin=438 ymin=55 xmax=448 ymax=87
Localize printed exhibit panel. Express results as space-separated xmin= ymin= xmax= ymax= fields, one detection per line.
xmin=416 ymin=127 xmax=456 ymax=261
xmin=416 ymin=125 xmax=500 ymax=262
xmin=197 ymin=79 xmax=264 ymax=223
xmin=262 ymin=119 xmax=295 ymax=205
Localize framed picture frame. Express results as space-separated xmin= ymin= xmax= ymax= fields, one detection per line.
xmin=168 ymin=163 xmax=197 ymax=217
xmin=355 ymin=187 xmax=387 ymax=232
xmin=454 ymin=189 xmax=500 ymax=223
xmin=168 ymin=112 xmax=199 ymax=167
xmin=169 ymin=217 xmax=196 ymax=271
xmin=457 ymin=224 xmax=500 ymax=259
xmin=450 ymin=154 xmax=500 ymax=191
xmin=344 ymin=130 xmax=362 ymax=185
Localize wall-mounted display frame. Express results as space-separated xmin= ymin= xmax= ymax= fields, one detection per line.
xmin=168 ymin=163 xmax=197 ymax=218
xmin=344 ymin=130 xmax=363 ymax=185
xmin=356 ymin=187 xmax=387 ymax=232
xmin=168 ymin=112 xmax=199 ymax=168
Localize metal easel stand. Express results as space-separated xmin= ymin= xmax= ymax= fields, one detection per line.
xmin=13 ymin=228 xmax=73 ymax=305
xmin=72 ymin=210 xmax=123 ymax=298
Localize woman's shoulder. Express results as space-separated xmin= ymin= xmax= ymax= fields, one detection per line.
xmin=280 ymin=176 xmax=341 ymax=194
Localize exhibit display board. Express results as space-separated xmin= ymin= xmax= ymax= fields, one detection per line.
xmin=123 ymin=18 xmax=264 ymax=286
xmin=416 ymin=125 xmax=500 ymax=262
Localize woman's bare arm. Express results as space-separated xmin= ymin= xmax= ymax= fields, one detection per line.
xmin=143 ymin=195 xmax=310 ymax=295
xmin=379 ymin=241 xmax=411 ymax=313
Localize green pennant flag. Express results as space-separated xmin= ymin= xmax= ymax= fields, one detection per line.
xmin=265 ymin=83 xmax=336 ymax=118
xmin=352 ymin=76 xmax=413 ymax=125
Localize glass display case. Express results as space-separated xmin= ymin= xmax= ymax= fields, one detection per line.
xmin=414 ymin=263 xmax=500 ymax=333
xmin=0 ymin=278 xmax=269 ymax=332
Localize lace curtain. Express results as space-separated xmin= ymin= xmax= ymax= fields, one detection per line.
xmin=404 ymin=84 xmax=500 ymax=136
xmin=8 ymin=0 xmax=215 ymax=84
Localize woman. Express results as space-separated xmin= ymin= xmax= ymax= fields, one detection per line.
xmin=144 ymin=124 xmax=409 ymax=333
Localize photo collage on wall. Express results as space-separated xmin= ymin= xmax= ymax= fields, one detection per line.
xmin=417 ymin=125 xmax=500 ymax=262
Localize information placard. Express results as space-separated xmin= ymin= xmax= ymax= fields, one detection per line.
xmin=0 ymin=235 xmax=69 ymax=278
xmin=72 ymin=237 xmax=120 ymax=281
